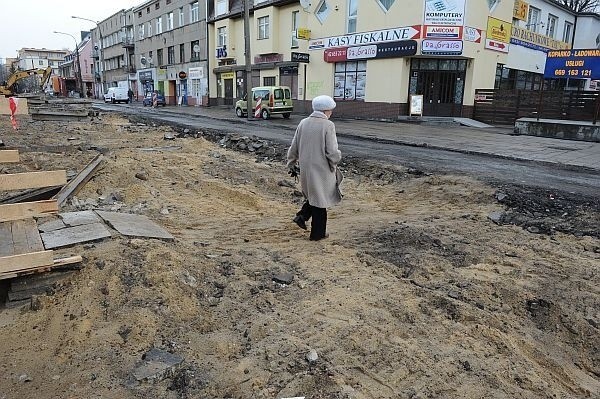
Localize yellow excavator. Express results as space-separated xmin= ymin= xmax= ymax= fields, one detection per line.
xmin=0 ymin=66 xmax=52 ymax=96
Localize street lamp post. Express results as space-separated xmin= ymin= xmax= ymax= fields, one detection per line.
xmin=72 ymin=16 xmax=104 ymax=97
xmin=54 ymin=31 xmax=83 ymax=97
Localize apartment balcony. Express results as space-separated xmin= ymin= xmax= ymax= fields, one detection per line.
xmin=122 ymin=66 xmax=136 ymax=73
xmin=122 ymin=38 xmax=135 ymax=49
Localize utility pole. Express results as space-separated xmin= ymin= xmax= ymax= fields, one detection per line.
xmin=243 ymin=0 xmax=253 ymax=120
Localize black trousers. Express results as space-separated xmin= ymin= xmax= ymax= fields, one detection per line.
xmin=297 ymin=200 xmax=327 ymax=240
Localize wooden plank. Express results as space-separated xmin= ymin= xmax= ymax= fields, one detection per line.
xmin=9 ymin=219 xmax=44 ymax=255
xmin=0 ymin=200 xmax=58 ymax=222
xmin=0 ymin=255 xmax=82 ymax=280
xmin=95 ymin=211 xmax=174 ymax=241
xmin=0 ymin=186 xmax=61 ymax=205
xmin=0 ymin=251 xmax=54 ymax=274
xmin=0 ymin=150 xmax=19 ymax=163
xmin=0 ymin=170 xmax=66 ymax=191
xmin=40 ymin=223 xmax=111 ymax=249
xmin=54 ymin=154 xmax=104 ymax=206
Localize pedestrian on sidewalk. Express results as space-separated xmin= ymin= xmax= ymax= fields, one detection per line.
xmin=287 ymin=95 xmax=343 ymax=241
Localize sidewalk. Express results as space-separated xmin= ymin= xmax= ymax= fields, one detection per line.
xmin=121 ymin=102 xmax=600 ymax=172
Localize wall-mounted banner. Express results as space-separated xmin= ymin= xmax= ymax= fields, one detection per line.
xmin=309 ymin=26 xmax=421 ymax=50
xmin=485 ymin=16 xmax=511 ymax=53
xmin=421 ymin=39 xmax=463 ymax=55
xmin=424 ymin=0 xmax=466 ymax=26
xmin=513 ymin=0 xmax=529 ymax=21
xmin=324 ymin=40 xmax=418 ymax=62
xmin=511 ymin=25 xmax=570 ymax=52
xmin=544 ymin=49 xmax=600 ymax=79
xmin=464 ymin=26 xmax=482 ymax=43
xmin=424 ymin=25 xmax=463 ymax=39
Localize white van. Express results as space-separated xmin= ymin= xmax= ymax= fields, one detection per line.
xmin=104 ymin=87 xmax=130 ymax=104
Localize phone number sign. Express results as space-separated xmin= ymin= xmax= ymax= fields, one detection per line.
xmin=544 ymin=49 xmax=600 ymax=79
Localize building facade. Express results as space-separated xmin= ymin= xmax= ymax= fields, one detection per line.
xmin=17 ymin=48 xmax=69 ymax=77
xmin=133 ymin=0 xmax=209 ymax=105
xmin=56 ymin=33 xmax=95 ymax=97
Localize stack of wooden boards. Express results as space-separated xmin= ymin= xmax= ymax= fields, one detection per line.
xmin=0 ymin=149 xmax=82 ymax=280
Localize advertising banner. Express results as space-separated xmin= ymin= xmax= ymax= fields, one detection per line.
xmin=544 ymin=49 xmax=600 ymax=79
xmin=485 ymin=16 xmax=511 ymax=53
xmin=422 ymin=39 xmax=463 ymax=55
xmin=510 ymin=25 xmax=570 ymax=52
xmin=424 ymin=25 xmax=463 ymax=39
xmin=324 ymin=40 xmax=418 ymax=62
xmin=424 ymin=0 xmax=466 ymax=26
xmin=309 ymin=25 xmax=421 ymax=50
xmin=513 ymin=0 xmax=529 ymax=21
xmin=464 ymin=26 xmax=482 ymax=43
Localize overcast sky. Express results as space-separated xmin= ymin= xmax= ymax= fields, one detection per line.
xmin=0 ymin=0 xmax=143 ymax=61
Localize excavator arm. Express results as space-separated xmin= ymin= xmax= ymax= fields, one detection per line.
xmin=0 ymin=66 xmax=52 ymax=96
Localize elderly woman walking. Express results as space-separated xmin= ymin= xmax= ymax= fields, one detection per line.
xmin=287 ymin=95 xmax=342 ymax=241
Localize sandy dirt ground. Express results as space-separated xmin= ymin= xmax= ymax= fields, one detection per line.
xmin=0 ymin=112 xmax=598 ymax=399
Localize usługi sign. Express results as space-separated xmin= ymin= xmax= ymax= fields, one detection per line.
xmin=544 ymin=49 xmax=600 ymax=79
xmin=324 ymin=40 xmax=418 ymax=62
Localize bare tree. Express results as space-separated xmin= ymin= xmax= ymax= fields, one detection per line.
xmin=555 ymin=0 xmax=599 ymax=12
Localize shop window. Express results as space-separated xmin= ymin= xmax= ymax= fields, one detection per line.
xmin=258 ymin=16 xmax=270 ymax=40
xmin=315 ymin=0 xmax=331 ymax=24
xmin=334 ymin=61 xmax=366 ymax=101
xmin=347 ymin=0 xmax=357 ymax=33
xmin=264 ymin=76 xmax=276 ymax=86
xmin=377 ymin=0 xmax=394 ymax=12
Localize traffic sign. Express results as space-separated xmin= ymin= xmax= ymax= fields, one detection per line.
xmin=485 ymin=39 xmax=509 ymax=53
xmin=464 ymin=26 xmax=482 ymax=43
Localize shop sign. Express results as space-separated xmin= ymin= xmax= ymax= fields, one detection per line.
xmin=254 ymin=53 xmax=283 ymax=64
xmin=544 ymin=49 xmax=600 ymax=79
xmin=138 ymin=70 xmax=153 ymax=82
xmin=188 ymin=67 xmax=203 ymax=79
xmin=510 ymin=25 xmax=570 ymax=52
xmin=485 ymin=17 xmax=511 ymax=53
xmin=421 ymin=39 xmax=463 ymax=55
xmin=221 ymin=72 xmax=235 ymax=79
xmin=178 ymin=71 xmax=187 ymax=79
xmin=280 ymin=66 xmax=298 ymax=75
xmin=464 ymin=26 xmax=482 ymax=43
xmin=297 ymin=28 xmax=311 ymax=40
xmin=324 ymin=40 xmax=418 ymax=62
xmin=309 ymin=25 xmax=421 ymax=50
xmin=216 ymin=46 xmax=228 ymax=58
xmin=513 ymin=0 xmax=529 ymax=21
xmin=423 ymin=0 xmax=466 ymax=26
xmin=291 ymin=52 xmax=310 ymax=63
xmin=424 ymin=25 xmax=463 ymax=39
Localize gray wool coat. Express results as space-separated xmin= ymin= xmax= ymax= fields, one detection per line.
xmin=286 ymin=111 xmax=342 ymax=208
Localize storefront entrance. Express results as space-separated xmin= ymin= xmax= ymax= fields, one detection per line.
xmin=409 ymin=59 xmax=467 ymax=117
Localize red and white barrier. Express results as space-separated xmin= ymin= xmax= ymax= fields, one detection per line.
xmin=254 ymin=98 xmax=262 ymax=118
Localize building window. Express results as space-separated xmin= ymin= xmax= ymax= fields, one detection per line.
xmin=179 ymin=7 xmax=185 ymax=26
xmin=217 ymin=26 xmax=227 ymax=47
xmin=258 ymin=16 xmax=270 ymax=40
xmin=156 ymin=17 xmax=163 ymax=34
xmin=138 ymin=23 xmax=145 ymax=39
xmin=264 ymin=76 xmax=276 ymax=86
xmin=138 ymin=11 xmax=142 ymax=17
xmin=291 ymin=11 xmax=299 ymax=48
xmin=216 ymin=0 xmax=228 ymax=16
xmin=167 ymin=12 xmax=174 ymax=30
xmin=179 ymin=44 xmax=185 ymax=62
xmin=347 ymin=0 xmax=357 ymax=33
xmin=334 ymin=61 xmax=366 ymax=101
xmin=157 ymin=48 xmax=163 ymax=65
xmin=191 ymin=1 xmax=199 ymax=22
xmin=315 ymin=0 xmax=331 ymax=23
xmin=546 ymin=14 xmax=557 ymax=38
xmin=527 ymin=6 xmax=541 ymax=32
xmin=155 ymin=2 xmax=160 ymax=9
xmin=148 ymin=21 xmax=153 ymax=36
xmin=147 ymin=6 xmax=150 ymax=13
xmin=377 ymin=0 xmax=394 ymax=11
xmin=168 ymin=46 xmax=175 ymax=64
xmin=167 ymin=0 xmax=171 ymax=3
xmin=563 ymin=21 xmax=573 ymax=43
xmin=148 ymin=50 xmax=153 ymax=65
xmin=191 ymin=40 xmax=200 ymax=60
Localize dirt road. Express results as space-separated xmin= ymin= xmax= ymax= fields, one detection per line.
xmin=0 ymin=113 xmax=598 ymax=398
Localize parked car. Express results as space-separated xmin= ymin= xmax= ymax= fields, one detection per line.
xmin=103 ymin=87 xmax=129 ymax=104
xmin=235 ymin=86 xmax=293 ymax=119
xmin=143 ymin=92 xmax=166 ymax=107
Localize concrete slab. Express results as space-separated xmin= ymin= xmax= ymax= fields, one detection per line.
xmin=40 ymin=223 xmax=111 ymax=249
xmin=37 ymin=219 xmax=67 ymax=233
xmin=454 ymin=118 xmax=494 ymax=128
xmin=95 ymin=211 xmax=174 ymax=241
xmin=60 ymin=210 xmax=101 ymax=226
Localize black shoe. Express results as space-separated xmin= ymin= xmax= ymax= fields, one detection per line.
xmin=293 ymin=215 xmax=307 ymax=230
xmin=309 ymin=233 xmax=329 ymax=241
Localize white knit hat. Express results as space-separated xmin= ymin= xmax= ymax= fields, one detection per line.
xmin=312 ymin=95 xmax=336 ymax=111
